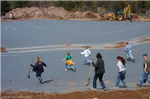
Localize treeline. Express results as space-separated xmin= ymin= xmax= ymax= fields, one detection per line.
xmin=1 ymin=1 xmax=150 ymax=15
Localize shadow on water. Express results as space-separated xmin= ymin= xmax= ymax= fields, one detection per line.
xmin=42 ymin=78 xmax=54 ymax=84
xmin=142 ymin=85 xmax=150 ymax=87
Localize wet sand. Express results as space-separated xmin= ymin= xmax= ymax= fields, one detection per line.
xmin=1 ymin=88 xmax=150 ymax=99
xmin=1 ymin=47 xmax=7 ymax=53
xmin=3 ymin=37 xmax=150 ymax=54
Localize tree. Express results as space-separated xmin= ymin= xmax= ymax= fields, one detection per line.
xmin=1 ymin=1 xmax=11 ymax=15
xmin=12 ymin=1 xmax=30 ymax=9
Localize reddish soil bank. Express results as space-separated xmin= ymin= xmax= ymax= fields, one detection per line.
xmin=138 ymin=37 xmax=150 ymax=43
xmin=1 ymin=88 xmax=150 ymax=99
xmin=104 ymin=37 xmax=150 ymax=49
xmin=1 ymin=47 xmax=7 ymax=53
xmin=1 ymin=6 xmax=150 ymax=22
xmin=104 ymin=41 xmax=126 ymax=49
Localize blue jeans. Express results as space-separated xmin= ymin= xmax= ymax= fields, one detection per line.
xmin=126 ymin=50 xmax=133 ymax=59
xmin=65 ymin=63 xmax=68 ymax=69
xmin=139 ymin=71 xmax=150 ymax=86
xmin=65 ymin=63 xmax=75 ymax=70
xmin=93 ymin=73 xmax=106 ymax=89
xmin=115 ymin=70 xmax=127 ymax=87
xmin=84 ymin=56 xmax=91 ymax=64
xmin=36 ymin=72 xmax=42 ymax=80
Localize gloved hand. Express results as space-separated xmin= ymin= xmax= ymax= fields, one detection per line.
xmin=30 ymin=64 xmax=33 ymax=67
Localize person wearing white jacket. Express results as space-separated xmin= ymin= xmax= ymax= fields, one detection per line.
xmin=115 ymin=56 xmax=127 ymax=88
xmin=80 ymin=46 xmax=91 ymax=64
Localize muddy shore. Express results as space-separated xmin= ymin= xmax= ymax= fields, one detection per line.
xmin=1 ymin=88 xmax=150 ymax=99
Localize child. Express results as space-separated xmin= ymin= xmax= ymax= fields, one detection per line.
xmin=63 ymin=52 xmax=76 ymax=72
xmin=115 ymin=56 xmax=127 ymax=88
xmin=80 ymin=46 xmax=91 ymax=65
xmin=124 ymin=42 xmax=135 ymax=62
xmin=31 ymin=56 xmax=47 ymax=84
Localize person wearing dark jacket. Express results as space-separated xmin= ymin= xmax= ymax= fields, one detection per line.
xmin=31 ymin=56 xmax=47 ymax=84
xmin=92 ymin=53 xmax=107 ymax=91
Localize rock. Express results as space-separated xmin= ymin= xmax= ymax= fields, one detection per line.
xmin=84 ymin=11 xmax=98 ymax=19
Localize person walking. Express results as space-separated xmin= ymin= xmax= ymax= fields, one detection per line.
xmin=31 ymin=56 xmax=47 ymax=84
xmin=80 ymin=46 xmax=92 ymax=65
xmin=124 ymin=42 xmax=135 ymax=62
xmin=91 ymin=53 xmax=107 ymax=91
xmin=115 ymin=56 xmax=127 ymax=88
xmin=136 ymin=54 xmax=150 ymax=87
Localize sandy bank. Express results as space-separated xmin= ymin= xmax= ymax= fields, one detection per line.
xmin=1 ymin=88 xmax=150 ymax=99
xmin=1 ymin=6 xmax=150 ymax=22
xmin=1 ymin=47 xmax=7 ymax=53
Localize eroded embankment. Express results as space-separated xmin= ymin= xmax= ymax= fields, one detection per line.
xmin=1 ymin=6 xmax=150 ymax=22
xmin=1 ymin=88 xmax=150 ymax=99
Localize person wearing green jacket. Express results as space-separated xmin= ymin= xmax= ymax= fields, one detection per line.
xmin=63 ymin=52 xmax=76 ymax=72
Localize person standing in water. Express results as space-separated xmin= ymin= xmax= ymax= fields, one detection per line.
xmin=115 ymin=56 xmax=127 ymax=88
xmin=63 ymin=52 xmax=76 ymax=72
xmin=91 ymin=53 xmax=107 ymax=91
xmin=136 ymin=54 xmax=150 ymax=87
xmin=80 ymin=46 xmax=92 ymax=65
xmin=31 ymin=56 xmax=47 ymax=84
xmin=124 ymin=42 xmax=135 ymax=62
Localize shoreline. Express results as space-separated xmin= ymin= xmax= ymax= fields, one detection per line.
xmin=1 ymin=17 xmax=150 ymax=23
xmin=1 ymin=87 xmax=150 ymax=99
xmin=1 ymin=6 xmax=150 ymax=22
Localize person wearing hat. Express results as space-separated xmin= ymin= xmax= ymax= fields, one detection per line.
xmin=31 ymin=56 xmax=47 ymax=84
xmin=80 ymin=46 xmax=92 ymax=65
xmin=124 ymin=42 xmax=135 ymax=62
xmin=136 ymin=54 xmax=150 ymax=87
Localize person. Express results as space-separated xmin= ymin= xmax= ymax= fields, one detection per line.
xmin=80 ymin=46 xmax=92 ymax=65
xmin=124 ymin=42 xmax=135 ymax=62
xmin=91 ymin=53 xmax=107 ymax=91
xmin=136 ymin=54 xmax=150 ymax=87
xmin=31 ymin=56 xmax=47 ymax=84
xmin=9 ymin=13 xmax=13 ymax=19
xmin=115 ymin=56 xmax=127 ymax=88
xmin=63 ymin=52 xmax=76 ymax=72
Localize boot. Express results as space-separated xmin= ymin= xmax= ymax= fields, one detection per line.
xmin=39 ymin=78 xmax=43 ymax=84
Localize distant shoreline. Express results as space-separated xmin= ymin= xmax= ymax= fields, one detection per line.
xmin=1 ymin=6 xmax=150 ymax=22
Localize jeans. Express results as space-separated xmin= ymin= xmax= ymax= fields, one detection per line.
xmin=65 ymin=63 xmax=68 ymax=69
xmin=84 ymin=56 xmax=91 ymax=64
xmin=65 ymin=63 xmax=75 ymax=70
xmin=139 ymin=71 xmax=150 ymax=86
xmin=36 ymin=72 xmax=42 ymax=80
xmin=93 ymin=73 xmax=106 ymax=89
xmin=115 ymin=70 xmax=127 ymax=87
xmin=126 ymin=50 xmax=133 ymax=59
